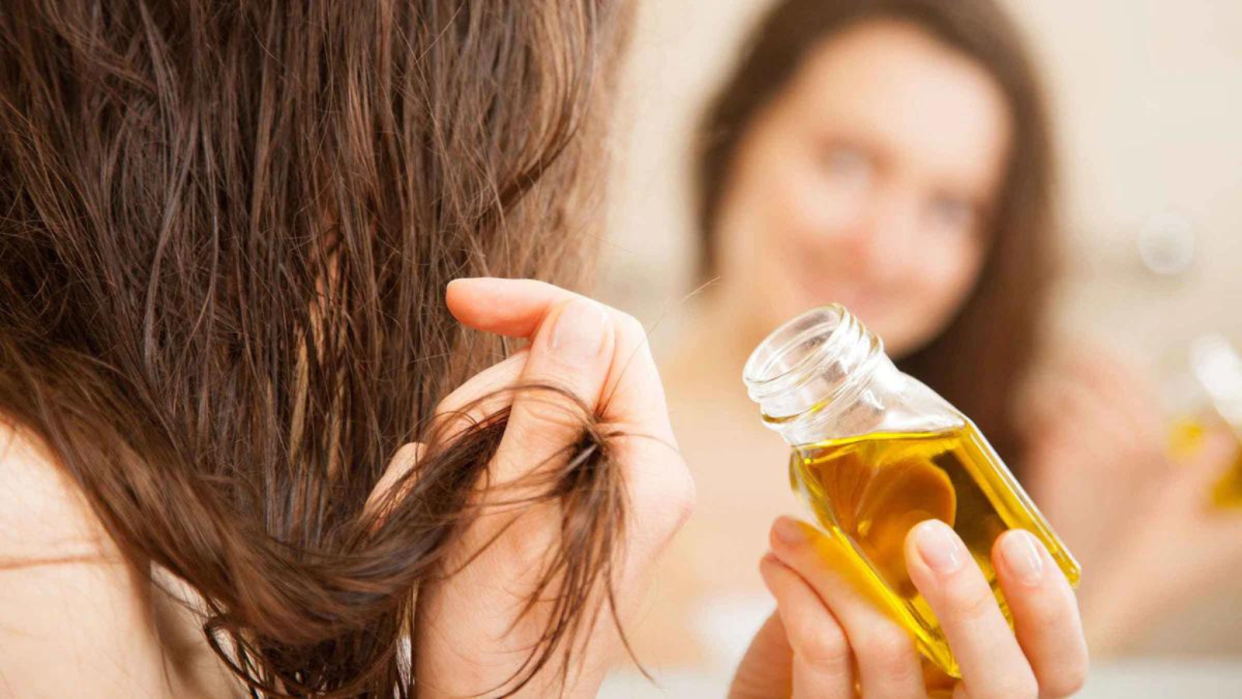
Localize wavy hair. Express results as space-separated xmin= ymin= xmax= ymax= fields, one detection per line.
xmin=697 ymin=0 xmax=1057 ymax=465
xmin=0 ymin=1 xmax=629 ymax=695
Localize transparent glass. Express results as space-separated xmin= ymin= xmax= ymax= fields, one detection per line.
xmin=743 ymin=305 xmax=1080 ymax=677
xmin=1168 ymin=334 xmax=1242 ymax=508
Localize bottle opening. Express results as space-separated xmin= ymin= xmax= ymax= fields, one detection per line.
xmin=743 ymin=304 xmax=884 ymax=431
xmin=743 ymin=306 xmax=844 ymax=388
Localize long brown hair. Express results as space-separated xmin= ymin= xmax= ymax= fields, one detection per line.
xmin=0 ymin=1 xmax=629 ymax=695
xmin=697 ymin=0 xmax=1057 ymax=464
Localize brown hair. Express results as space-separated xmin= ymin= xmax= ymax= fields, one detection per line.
xmin=697 ymin=0 xmax=1057 ymax=464
xmin=0 ymin=1 xmax=629 ymax=695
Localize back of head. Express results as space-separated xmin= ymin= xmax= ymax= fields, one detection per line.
xmin=0 ymin=1 xmax=627 ymax=694
xmin=698 ymin=0 xmax=1057 ymax=465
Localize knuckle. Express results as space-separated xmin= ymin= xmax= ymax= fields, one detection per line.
xmin=1045 ymin=655 xmax=1089 ymax=697
xmin=792 ymin=620 xmax=851 ymax=671
xmin=944 ymin=578 xmax=1000 ymax=624
xmin=989 ymin=672 xmax=1039 ymax=699
xmin=1021 ymin=590 xmax=1067 ymax=635
xmin=393 ymin=442 xmax=422 ymax=465
xmin=856 ymin=625 xmax=914 ymax=676
xmin=613 ymin=311 xmax=648 ymax=342
xmin=520 ymin=391 xmax=589 ymax=432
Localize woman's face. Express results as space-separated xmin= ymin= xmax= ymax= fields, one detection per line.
xmin=715 ymin=20 xmax=1012 ymax=357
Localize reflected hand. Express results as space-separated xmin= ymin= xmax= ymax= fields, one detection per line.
xmin=1077 ymin=429 xmax=1242 ymax=654
xmin=1023 ymin=349 xmax=1242 ymax=654
xmin=730 ymin=518 xmax=1087 ymax=699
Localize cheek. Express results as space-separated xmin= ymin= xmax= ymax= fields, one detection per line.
xmin=779 ymin=169 xmax=870 ymax=256
xmin=734 ymin=142 xmax=858 ymax=259
xmin=917 ymin=237 xmax=986 ymax=315
xmin=719 ymin=153 xmax=821 ymax=288
xmin=883 ymin=237 xmax=984 ymax=355
xmin=744 ymin=165 xmax=825 ymax=253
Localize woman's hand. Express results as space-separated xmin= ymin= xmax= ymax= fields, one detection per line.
xmin=385 ymin=278 xmax=695 ymax=697
xmin=1074 ymin=428 xmax=1242 ymax=654
xmin=1020 ymin=348 xmax=1171 ymax=572
xmin=1021 ymin=348 xmax=1242 ymax=654
xmin=731 ymin=518 xmax=1088 ymax=699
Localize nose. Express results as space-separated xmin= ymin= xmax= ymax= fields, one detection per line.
xmin=837 ymin=190 xmax=920 ymax=284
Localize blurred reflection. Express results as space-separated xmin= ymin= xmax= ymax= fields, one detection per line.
xmin=631 ymin=0 xmax=1242 ymax=674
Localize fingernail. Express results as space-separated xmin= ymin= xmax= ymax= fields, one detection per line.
xmin=1001 ymin=530 xmax=1045 ymax=586
xmin=548 ymin=299 xmax=609 ymax=366
xmin=913 ymin=520 xmax=965 ymax=575
xmin=772 ymin=517 xmax=806 ymax=546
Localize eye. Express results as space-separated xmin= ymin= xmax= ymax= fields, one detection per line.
xmin=926 ymin=194 xmax=978 ymax=234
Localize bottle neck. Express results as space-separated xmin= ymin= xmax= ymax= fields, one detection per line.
xmin=742 ymin=305 xmax=901 ymax=446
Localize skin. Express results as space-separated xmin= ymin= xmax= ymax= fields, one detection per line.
xmin=423 ymin=281 xmax=1087 ymax=697
xmin=730 ymin=519 xmax=1089 ymax=698
xmin=641 ymin=19 xmax=1016 ymax=666
xmin=0 ymin=278 xmax=1092 ymax=697
xmin=653 ymin=15 xmax=1242 ymax=673
xmin=1021 ymin=348 xmax=1242 ymax=655
xmin=713 ymin=20 xmax=1011 ymax=358
xmin=0 ymin=280 xmax=698 ymax=698
xmin=410 ymin=278 xmax=697 ymax=696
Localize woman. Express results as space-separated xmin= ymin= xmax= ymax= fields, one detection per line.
xmin=648 ymin=0 xmax=1242 ymax=671
xmin=0 ymin=1 xmax=1084 ymax=696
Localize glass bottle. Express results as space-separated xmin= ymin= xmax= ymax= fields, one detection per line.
xmin=742 ymin=305 xmax=1080 ymax=677
xmin=1168 ymin=334 xmax=1242 ymax=508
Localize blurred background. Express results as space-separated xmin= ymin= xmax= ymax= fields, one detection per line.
xmin=595 ymin=0 xmax=1242 ymax=695
xmin=601 ymin=0 xmax=1242 ymax=371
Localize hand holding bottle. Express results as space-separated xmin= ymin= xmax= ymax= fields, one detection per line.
xmin=743 ymin=305 xmax=1079 ymax=675
xmin=1022 ymin=348 xmax=1242 ymax=654
xmin=730 ymin=518 xmax=1088 ymax=699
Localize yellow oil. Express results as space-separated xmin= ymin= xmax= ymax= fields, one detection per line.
xmin=1169 ymin=417 xmax=1242 ymax=508
xmin=790 ymin=423 xmax=1080 ymax=677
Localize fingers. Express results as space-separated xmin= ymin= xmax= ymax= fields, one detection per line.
xmin=446 ymin=277 xmax=570 ymax=338
xmin=993 ymin=530 xmax=1089 ymax=698
xmin=432 ymin=350 xmax=529 ymax=435
xmin=495 ymin=295 xmax=615 ymax=487
xmin=759 ymin=553 xmax=855 ymax=699
xmin=446 ymin=278 xmax=675 ymax=443
xmin=445 ymin=277 xmax=690 ymax=550
xmin=769 ymin=517 xmax=926 ymax=699
xmin=448 ymin=278 xmax=618 ymax=525
xmin=415 ymin=278 xmax=692 ymax=698
xmin=365 ymin=441 xmax=426 ymax=520
xmin=728 ymin=612 xmax=795 ymax=699
xmin=905 ymin=520 xmax=1037 ymax=699
xmin=1065 ymin=346 xmax=1163 ymax=437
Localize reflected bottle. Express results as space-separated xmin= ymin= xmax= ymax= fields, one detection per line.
xmin=742 ymin=305 xmax=1080 ymax=677
xmin=1168 ymin=334 xmax=1242 ymax=508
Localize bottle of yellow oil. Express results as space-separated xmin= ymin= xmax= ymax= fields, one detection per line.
xmin=1168 ymin=334 xmax=1242 ymax=508
xmin=743 ymin=305 xmax=1080 ymax=677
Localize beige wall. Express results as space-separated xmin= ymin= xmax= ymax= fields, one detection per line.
xmin=600 ymin=0 xmax=1242 ymax=378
